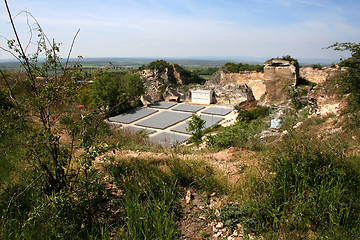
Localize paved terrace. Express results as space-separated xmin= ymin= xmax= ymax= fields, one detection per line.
xmin=108 ymin=102 xmax=234 ymax=147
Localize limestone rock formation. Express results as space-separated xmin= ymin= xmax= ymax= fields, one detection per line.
xmin=162 ymin=85 xmax=187 ymax=102
xmin=140 ymin=95 xmax=154 ymax=107
xmin=190 ymin=82 xmax=256 ymax=106
xmin=300 ymin=66 xmax=342 ymax=84
xmin=209 ymin=69 xmax=264 ymax=85
xmin=308 ymin=87 xmax=347 ymax=116
xmin=139 ymin=58 xmax=331 ymax=108
xmin=137 ymin=64 xmax=205 ymax=102
xmin=260 ymin=59 xmax=299 ymax=105
xmin=208 ymin=59 xmax=300 ymax=106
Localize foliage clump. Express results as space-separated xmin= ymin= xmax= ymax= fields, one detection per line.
xmin=328 ymin=42 xmax=360 ymax=112
xmin=207 ymin=119 xmax=267 ymax=149
xmin=173 ymin=63 xmax=205 ymax=85
xmin=235 ymin=106 xmax=269 ymax=122
xmin=139 ymin=60 xmax=205 ymax=85
xmin=222 ymin=62 xmax=263 ymax=73
xmin=186 ymin=113 xmax=206 ymax=144
xmin=139 ymin=59 xmax=171 ymax=71
xmin=88 ymin=72 xmax=144 ymax=116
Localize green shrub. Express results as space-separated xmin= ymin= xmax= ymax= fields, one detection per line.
xmin=311 ymin=64 xmax=323 ymax=70
xmin=207 ymin=119 xmax=267 ymax=149
xmin=1 ymin=175 xmax=113 ymax=240
xmin=222 ymin=62 xmax=263 ymax=73
xmin=328 ymin=42 xmax=360 ymax=112
xmin=186 ymin=113 xmax=206 ymax=144
xmin=235 ymin=106 xmax=269 ymax=122
xmin=139 ymin=60 xmax=171 ymax=71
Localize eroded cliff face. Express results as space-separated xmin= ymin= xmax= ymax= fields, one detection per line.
xmin=300 ymin=66 xmax=343 ymax=84
xmin=139 ymin=60 xmax=342 ymax=108
xmin=260 ymin=59 xmax=299 ymax=105
xmin=137 ymin=68 xmax=177 ymax=103
xmin=191 ymin=82 xmax=256 ymax=106
xmin=210 ymin=70 xmax=264 ymax=84
xmin=137 ymin=65 xmax=206 ymax=103
xmin=210 ymin=59 xmax=298 ymax=106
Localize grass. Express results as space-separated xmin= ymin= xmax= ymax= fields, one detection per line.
xmin=220 ymin=131 xmax=360 ymax=238
xmin=0 ymin=108 xmax=27 ymax=192
xmin=106 ymin=155 xmax=227 ymax=239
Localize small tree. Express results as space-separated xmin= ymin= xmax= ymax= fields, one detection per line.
xmin=186 ymin=113 xmax=205 ymax=144
xmin=123 ymin=72 xmax=145 ymax=102
xmin=327 ymin=42 xmax=360 ymax=112
xmin=89 ymin=72 xmax=144 ymax=116
xmin=0 ymin=0 xmax=113 ymax=195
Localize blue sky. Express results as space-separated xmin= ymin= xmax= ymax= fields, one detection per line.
xmin=1 ymin=0 xmax=359 ymax=61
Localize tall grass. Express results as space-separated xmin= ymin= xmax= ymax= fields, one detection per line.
xmin=221 ymin=132 xmax=360 ymax=238
xmin=107 ymin=156 xmax=227 ymax=239
xmin=0 ymin=108 xmax=25 ymax=189
xmin=108 ymin=157 xmax=182 ymax=239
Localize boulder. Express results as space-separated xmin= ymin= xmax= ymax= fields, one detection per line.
xmin=140 ymin=94 xmax=153 ymax=107
xmin=162 ymin=86 xmax=181 ymax=102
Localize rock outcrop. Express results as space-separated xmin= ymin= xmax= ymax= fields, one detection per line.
xmin=259 ymin=59 xmax=299 ymax=105
xmin=189 ymin=82 xmax=256 ymax=107
xmin=308 ymin=87 xmax=347 ymax=116
xmin=300 ymin=66 xmax=343 ymax=84
xmin=138 ymin=65 xmax=205 ymax=103
xmin=210 ymin=69 xmax=264 ymax=84
xmin=208 ymin=59 xmax=299 ymax=106
xmin=139 ymin=59 xmax=344 ymax=108
xmin=162 ymin=85 xmax=188 ymax=102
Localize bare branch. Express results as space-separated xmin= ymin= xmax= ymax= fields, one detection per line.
xmin=4 ymin=0 xmax=35 ymax=81
xmin=0 ymin=45 xmax=22 ymax=63
xmin=65 ymin=29 xmax=81 ymax=70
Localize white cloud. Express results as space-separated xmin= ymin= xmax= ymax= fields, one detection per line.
xmin=0 ymin=0 xmax=359 ymax=60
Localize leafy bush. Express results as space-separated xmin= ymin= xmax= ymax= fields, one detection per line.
xmin=328 ymin=42 xmax=360 ymax=112
xmin=173 ymin=64 xmax=205 ymax=85
xmin=89 ymin=72 xmax=144 ymax=116
xmin=193 ymin=67 xmax=220 ymax=76
xmin=235 ymin=106 xmax=269 ymax=122
xmin=139 ymin=60 xmax=171 ymax=71
xmin=222 ymin=62 xmax=263 ymax=73
xmin=311 ymin=64 xmax=323 ymax=70
xmin=280 ymin=55 xmax=298 ymax=63
xmin=186 ymin=113 xmax=205 ymax=144
xmin=1 ymin=172 xmax=114 ymax=240
xmin=207 ymin=119 xmax=267 ymax=149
